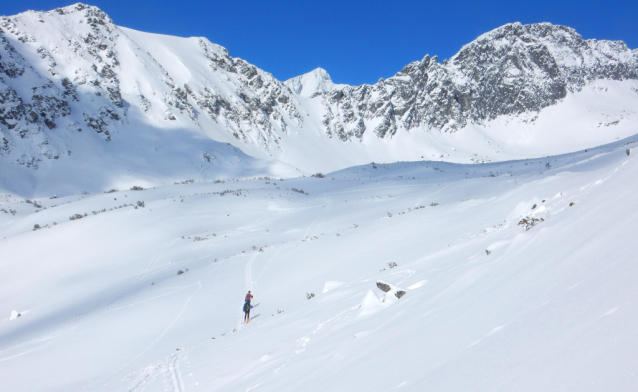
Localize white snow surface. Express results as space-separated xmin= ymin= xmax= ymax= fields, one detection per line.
xmin=1 ymin=135 xmax=638 ymax=391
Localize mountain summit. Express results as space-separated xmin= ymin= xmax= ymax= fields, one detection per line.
xmin=284 ymin=68 xmax=344 ymax=97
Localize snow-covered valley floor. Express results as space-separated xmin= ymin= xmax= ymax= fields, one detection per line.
xmin=1 ymin=135 xmax=638 ymax=391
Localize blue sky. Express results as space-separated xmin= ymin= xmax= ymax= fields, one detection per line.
xmin=3 ymin=0 xmax=637 ymax=85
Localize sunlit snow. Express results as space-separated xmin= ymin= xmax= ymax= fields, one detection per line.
xmin=1 ymin=137 xmax=637 ymax=391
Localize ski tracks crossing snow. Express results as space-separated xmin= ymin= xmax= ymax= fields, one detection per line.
xmin=106 ymin=238 xmax=178 ymax=311
xmin=240 ymin=193 xmax=332 ymax=328
xmin=127 ymin=351 xmax=186 ymax=392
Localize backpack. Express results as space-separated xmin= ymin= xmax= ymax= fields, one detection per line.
xmin=245 ymin=293 xmax=252 ymax=303
xmin=243 ymin=302 xmax=250 ymax=312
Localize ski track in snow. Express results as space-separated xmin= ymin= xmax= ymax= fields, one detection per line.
xmin=106 ymin=238 xmax=179 ymax=312
xmin=247 ymin=305 xmax=359 ymax=391
xmin=303 ymin=193 xmax=332 ymax=238
xmin=168 ymin=352 xmax=186 ymax=392
xmin=94 ymin=250 xmax=227 ymax=391
xmin=95 ymin=283 xmax=200 ymax=390
xmin=127 ymin=351 xmax=185 ymax=392
xmin=0 ymin=238 xmax=181 ymax=364
xmin=241 ymin=193 xmax=332 ymax=330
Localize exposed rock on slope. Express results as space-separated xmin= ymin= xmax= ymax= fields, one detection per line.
xmin=0 ymin=3 xmax=303 ymax=192
xmin=318 ymin=23 xmax=638 ymax=140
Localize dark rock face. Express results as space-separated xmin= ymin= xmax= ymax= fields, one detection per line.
xmin=194 ymin=51 xmax=303 ymax=149
xmin=0 ymin=3 xmax=124 ymax=162
xmin=376 ymin=281 xmax=392 ymax=292
xmin=318 ymin=22 xmax=638 ymax=140
xmin=395 ymin=291 xmax=406 ymax=299
xmin=0 ymin=3 xmax=307 ymax=169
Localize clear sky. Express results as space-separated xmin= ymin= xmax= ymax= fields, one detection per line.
xmin=2 ymin=0 xmax=637 ymax=85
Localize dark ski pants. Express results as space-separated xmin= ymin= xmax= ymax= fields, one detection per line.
xmin=244 ymin=310 xmax=250 ymax=321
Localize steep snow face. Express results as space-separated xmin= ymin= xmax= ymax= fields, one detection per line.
xmin=0 ymin=4 xmax=637 ymax=197
xmin=1 ymin=136 xmax=637 ymax=391
xmin=284 ymin=67 xmax=345 ymax=97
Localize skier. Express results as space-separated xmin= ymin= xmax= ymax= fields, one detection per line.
xmin=245 ymin=290 xmax=253 ymax=304
xmin=243 ymin=301 xmax=253 ymax=323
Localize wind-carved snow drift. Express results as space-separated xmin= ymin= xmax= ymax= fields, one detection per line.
xmin=0 ymin=3 xmax=637 ymax=195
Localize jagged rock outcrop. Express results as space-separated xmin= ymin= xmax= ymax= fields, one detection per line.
xmin=317 ymin=22 xmax=638 ymax=140
xmin=0 ymin=3 xmax=124 ymax=161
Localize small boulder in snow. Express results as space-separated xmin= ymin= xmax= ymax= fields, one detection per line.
xmin=377 ymin=280 xmax=407 ymax=299
xmin=376 ymin=281 xmax=392 ymax=292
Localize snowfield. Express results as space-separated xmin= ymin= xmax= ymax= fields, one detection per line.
xmin=1 ymin=135 xmax=638 ymax=391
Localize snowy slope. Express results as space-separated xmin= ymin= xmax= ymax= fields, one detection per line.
xmin=1 ymin=4 xmax=638 ymax=198
xmin=1 ymin=135 xmax=637 ymax=391
xmin=0 ymin=4 xmax=304 ymax=198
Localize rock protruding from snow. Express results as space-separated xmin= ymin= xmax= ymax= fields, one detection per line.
xmin=376 ymin=281 xmax=392 ymax=292
xmin=284 ymin=68 xmax=342 ymax=97
xmin=376 ymin=280 xmax=406 ymax=300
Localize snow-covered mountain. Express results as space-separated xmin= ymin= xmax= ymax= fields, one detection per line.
xmin=318 ymin=22 xmax=638 ymax=140
xmin=1 ymin=3 xmax=637 ymax=197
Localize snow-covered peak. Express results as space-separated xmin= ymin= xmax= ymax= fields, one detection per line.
xmin=1 ymin=6 xmax=637 ymax=196
xmin=453 ymin=21 xmax=636 ymax=67
xmin=284 ymin=67 xmax=345 ymax=97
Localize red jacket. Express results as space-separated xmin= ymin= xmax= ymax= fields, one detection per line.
xmin=245 ymin=293 xmax=253 ymax=302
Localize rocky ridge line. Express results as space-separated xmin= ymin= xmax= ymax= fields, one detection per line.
xmin=0 ymin=4 xmax=636 ymax=171
xmin=316 ymin=22 xmax=638 ymax=141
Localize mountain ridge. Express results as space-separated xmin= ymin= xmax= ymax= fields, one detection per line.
xmin=1 ymin=3 xmax=637 ymax=197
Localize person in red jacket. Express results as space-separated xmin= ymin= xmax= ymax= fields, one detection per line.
xmin=245 ymin=291 xmax=253 ymax=304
